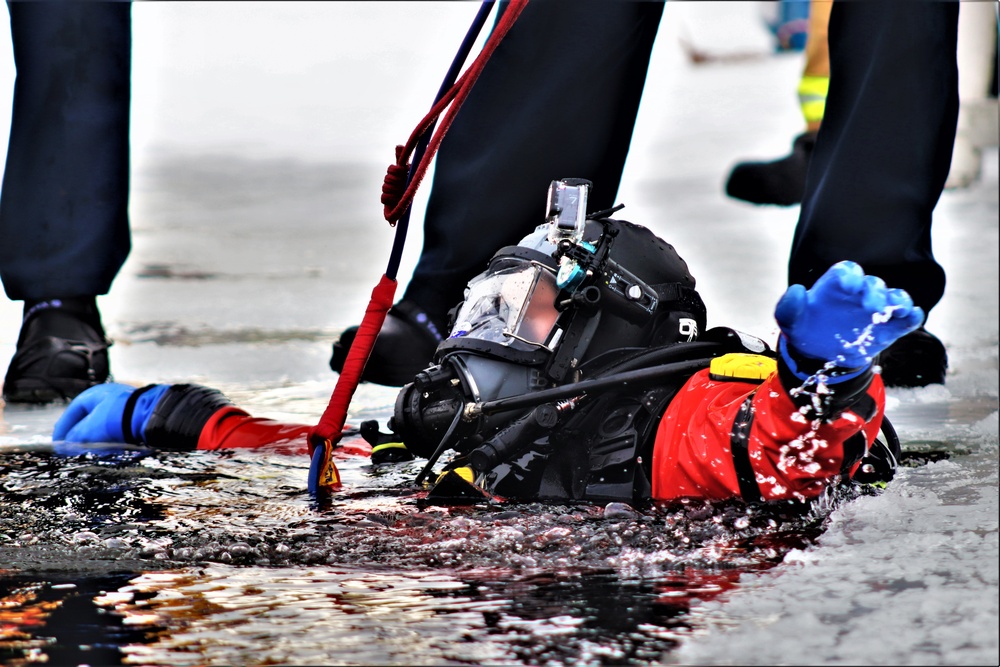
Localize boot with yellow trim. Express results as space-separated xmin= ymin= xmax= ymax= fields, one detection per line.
xmin=360 ymin=419 xmax=414 ymax=464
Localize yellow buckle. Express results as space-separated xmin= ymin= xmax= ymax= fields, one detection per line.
xmin=709 ymin=353 xmax=777 ymax=382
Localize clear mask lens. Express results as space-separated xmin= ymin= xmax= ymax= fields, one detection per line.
xmin=451 ymin=261 xmax=559 ymax=348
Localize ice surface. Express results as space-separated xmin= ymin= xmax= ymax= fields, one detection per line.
xmin=675 ymin=451 xmax=999 ymax=666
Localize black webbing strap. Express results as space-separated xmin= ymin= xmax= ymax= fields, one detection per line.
xmin=729 ymin=390 xmax=763 ymax=503
xmin=654 ymin=282 xmax=697 ymax=303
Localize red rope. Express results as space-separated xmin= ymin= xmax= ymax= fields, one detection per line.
xmin=381 ymin=0 xmax=529 ymax=226
xmin=308 ymin=1 xmax=529 ymax=494
xmin=309 ymin=273 xmax=397 ymax=446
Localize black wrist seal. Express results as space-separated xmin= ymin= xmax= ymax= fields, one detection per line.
xmin=143 ymin=384 xmax=235 ymax=451
xmin=777 ymin=350 xmax=874 ymax=422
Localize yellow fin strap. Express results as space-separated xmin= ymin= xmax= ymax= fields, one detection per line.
xmin=371 ymin=441 xmax=408 ymax=454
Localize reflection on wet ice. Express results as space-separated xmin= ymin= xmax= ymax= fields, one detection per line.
xmin=98 ymin=565 xmax=748 ymax=665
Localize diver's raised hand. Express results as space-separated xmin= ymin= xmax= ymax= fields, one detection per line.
xmin=775 ymin=261 xmax=924 ymax=380
xmin=53 ymin=382 xmax=170 ymax=443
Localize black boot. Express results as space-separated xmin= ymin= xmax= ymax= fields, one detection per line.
xmin=330 ymin=299 xmax=447 ymax=387
xmin=2 ymin=297 xmax=111 ymax=403
xmin=725 ymin=131 xmax=817 ymax=206
xmin=877 ymin=328 xmax=948 ymax=388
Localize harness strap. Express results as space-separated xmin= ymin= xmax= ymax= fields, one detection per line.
xmin=729 ymin=391 xmax=763 ymax=503
xmin=653 ymin=283 xmax=698 ymax=303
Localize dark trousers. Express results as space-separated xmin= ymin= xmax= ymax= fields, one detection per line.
xmin=790 ymin=1 xmax=958 ymax=313
xmin=404 ymin=1 xmax=664 ymax=318
xmin=0 ymin=2 xmax=132 ymax=302
xmin=405 ymin=1 xmax=958 ymax=319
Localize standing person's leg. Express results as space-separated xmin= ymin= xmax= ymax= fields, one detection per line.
xmin=791 ymin=1 xmax=958 ymax=386
xmin=332 ymin=0 xmax=663 ymax=386
xmin=1 ymin=1 xmax=132 ymax=403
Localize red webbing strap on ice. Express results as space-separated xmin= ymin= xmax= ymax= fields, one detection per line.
xmin=380 ymin=0 xmax=529 ymax=225
xmin=309 ymin=273 xmax=397 ymax=448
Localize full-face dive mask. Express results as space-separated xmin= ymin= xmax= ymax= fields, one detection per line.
xmin=391 ymin=179 xmax=710 ymax=499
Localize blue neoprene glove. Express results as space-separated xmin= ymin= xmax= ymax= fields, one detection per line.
xmin=52 ymin=383 xmax=171 ymax=444
xmin=775 ymin=261 xmax=924 ymax=381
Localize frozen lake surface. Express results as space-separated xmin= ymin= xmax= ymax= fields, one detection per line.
xmin=1 ymin=3 xmax=997 ymax=665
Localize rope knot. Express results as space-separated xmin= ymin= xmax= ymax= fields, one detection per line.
xmin=381 ymin=145 xmax=410 ymax=226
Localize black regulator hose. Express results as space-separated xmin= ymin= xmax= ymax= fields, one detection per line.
xmin=590 ymin=341 xmax=721 ymax=377
xmin=414 ymin=408 xmax=464 ymax=487
xmin=477 ymin=358 xmax=714 ymax=416
xmin=415 ymin=356 xmax=716 ymax=484
xmin=469 ymin=403 xmax=560 ymax=473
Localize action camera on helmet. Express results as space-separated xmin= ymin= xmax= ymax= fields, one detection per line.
xmin=385 ymin=178 xmax=726 ymax=501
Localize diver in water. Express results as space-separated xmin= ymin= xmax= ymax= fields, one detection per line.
xmin=52 ymin=179 xmax=922 ymax=506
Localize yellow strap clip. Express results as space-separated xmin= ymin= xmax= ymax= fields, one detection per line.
xmin=709 ymin=353 xmax=778 ymax=382
xmin=315 ymin=438 xmax=342 ymax=491
xmin=437 ymin=465 xmax=476 ymax=485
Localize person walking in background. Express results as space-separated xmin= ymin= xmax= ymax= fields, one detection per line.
xmin=725 ymin=0 xmax=832 ymax=207
xmin=1 ymin=2 xmax=131 ymax=404
xmin=725 ymin=0 xmax=996 ymax=203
